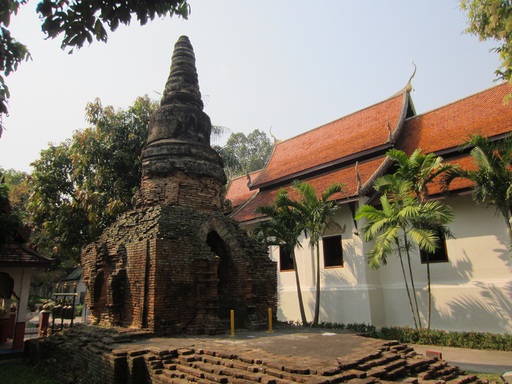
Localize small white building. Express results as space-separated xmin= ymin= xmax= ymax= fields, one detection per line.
xmin=226 ymin=81 xmax=512 ymax=334
xmin=1 ymin=242 xmax=52 ymax=350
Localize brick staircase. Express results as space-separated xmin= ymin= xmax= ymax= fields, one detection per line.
xmin=24 ymin=326 xmax=491 ymax=384
xmin=143 ymin=341 xmax=484 ymax=384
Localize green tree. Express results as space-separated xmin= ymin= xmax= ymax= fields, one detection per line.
xmin=356 ymin=177 xmax=453 ymax=330
xmin=374 ymin=149 xmax=454 ymax=328
xmin=460 ymin=0 xmax=512 ymax=83
xmin=289 ymin=180 xmax=344 ymax=326
xmin=376 ymin=149 xmax=454 ymax=203
xmin=254 ymin=189 xmax=308 ymax=325
xmin=0 ymin=0 xmax=190 ymax=135
xmin=28 ymin=140 xmax=85 ymax=265
xmin=445 ymin=134 xmax=512 ymax=246
xmin=0 ymin=0 xmax=31 ymax=136
xmin=28 ymin=96 xmax=157 ymax=265
xmin=0 ymin=167 xmax=29 ymax=213
xmin=0 ymin=175 xmax=22 ymax=247
xmin=215 ymin=129 xmax=273 ymax=179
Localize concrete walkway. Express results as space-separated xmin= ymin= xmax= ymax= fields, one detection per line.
xmin=410 ymin=344 xmax=512 ymax=374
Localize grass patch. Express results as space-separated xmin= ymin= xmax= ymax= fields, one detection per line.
xmin=467 ymin=371 xmax=503 ymax=383
xmin=0 ymin=359 xmax=59 ymax=384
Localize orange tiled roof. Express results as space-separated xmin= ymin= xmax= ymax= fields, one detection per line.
xmin=252 ymin=91 xmax=411 ymax=188
xmin=232 ymin=156 xmax=387 ymax=223
xmin=398 ymin=82 xmax=512 ymax=155
xmin=426 ymin=155 xmax=477 ymax=196
xmin=228 ymin=82 xmax=512 ymax=223
xmin=225 ymin=170 xmax=261 ymax=209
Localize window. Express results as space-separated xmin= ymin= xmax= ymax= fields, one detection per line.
xmin=322 ymin=235 xmax=343 ymax=268
xmin=420 ymin=230 xmax=449 ymax=263
xmin=279 ymin=245 xmax=294 ymax=271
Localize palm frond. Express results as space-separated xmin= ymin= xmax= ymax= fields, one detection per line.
xmin=409 ymin=227 xmax=437 ymax=253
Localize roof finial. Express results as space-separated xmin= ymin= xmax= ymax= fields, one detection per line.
xmin=246 ymin=171 xmax=252 ymax=188
xmin=405 ymin=61 xmax=417 ymax=93
xmin=269 ymin=127 xmax=280 ymax=143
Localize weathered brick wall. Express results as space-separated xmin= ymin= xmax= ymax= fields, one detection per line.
xmin=82 ymin=207 xmax=161 ymax=328
xmin=139 ymin=171 xmax=224 ymax=211
xmin=82 ymin=204 xmax=277 ymax=335
xmin=125 ymin=239 xmax=151 ymax=328
xmin=24 ymin=326 xmax=153 ymax=384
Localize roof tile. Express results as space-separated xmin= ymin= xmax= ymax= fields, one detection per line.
xmin=225 ymin=170 xmax=261 ymax=209
xmin=399 ymin=82 xmax=512 ymax=155
xmin=252 ymin=92 xmax=409 ymax=187
xmin=0 ymin=243 xmax=52 ymax=268
xmin=232 ymin=157 xmax=386 ymax=223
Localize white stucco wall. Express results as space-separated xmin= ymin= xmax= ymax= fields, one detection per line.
xmin=0 ymin=267 xmax=32 ymax=323
xmin=364 ymin=194 xmax=512 ymax=333
xmin=247 ymin=194 xmax=512 ymax=333
xmin=266 ymin=206 xmax=376 ymax=325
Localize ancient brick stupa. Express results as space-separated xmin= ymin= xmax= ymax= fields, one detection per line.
xmin=81 ymin=36 xmax=277 ymax=334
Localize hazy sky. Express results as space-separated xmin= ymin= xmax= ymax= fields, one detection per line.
xmin=0 ymin=0 xmax=501 ymax=172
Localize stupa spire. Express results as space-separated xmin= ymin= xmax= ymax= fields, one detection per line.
xmin=161 ymin=36 xmax=203 ymax=110
xmin=140 ymin=36 xmax=227 ymax=210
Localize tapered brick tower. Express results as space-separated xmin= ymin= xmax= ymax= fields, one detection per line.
xmin=81 ymin=36 xmax=277 ymax=334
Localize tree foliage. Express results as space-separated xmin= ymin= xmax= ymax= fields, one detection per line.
xmin=356 ymin=150 xmax=453 ymax=329
xmin=288 ymin=180 xmax=344 ymax=326
xmin=461 ymin=0 xmax=512 ymax=82
xmin=0 ymin=176 xmax=22 ymax=247
xmin=376 ymin=149 xmax=454 ymax=203
xmin=0 ymin=0 xmax=190 ymax=135
xmin=254 ymin=180 xmax=344 ymax=326
xmin=28 ymin=96 xmax=157 ymax=265
xmin=254 ymin=189 xmax=308 ymax=325
xmin=444 ymin=134 xmax=512 ymax=245
xmin=214 ymin=129 xmax=273 ymax=179
xmin=37 ymin=0 xmax=190 ymax=52
xmin=0 ymin=0 xmax=31 ymax=134
xmin=0 ymin=166 xmax=29 ymax=213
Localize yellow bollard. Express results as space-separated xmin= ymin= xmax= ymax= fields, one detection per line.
xmin=268 ymin=308 xmax=273 ymax=333
xmin=230 ymin=310 xmax=235 ymax=337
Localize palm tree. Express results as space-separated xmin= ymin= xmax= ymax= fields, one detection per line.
xmin=289 ymin=180 xmax=344 ymax=326
xmin=356 ymin=176 xmax=453 ymax=329
xmin=444 ymin=134 xmax=512 ymax=247
xmin=254 ymin=189 xmax=308 ymax=325
xmin=375 ymin=149 xmax=454 ymax=329
xmin=376 ymin=149 xmax=454 ymax=203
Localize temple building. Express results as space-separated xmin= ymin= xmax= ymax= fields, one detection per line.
xmin=81 ymin=36 xmax=276 ymax=334
xmin=226 ymin=81 xmax=512 ymax=334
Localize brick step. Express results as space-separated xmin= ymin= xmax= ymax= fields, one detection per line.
xmin=146 ymin=343 xmax=479 ymax=384
xmin=382 ymin=358 xmax=407 ymax=373
xmin=436 ymin=366 xmax=463 ymax=381
xmin=175 ymin=363 xmax=206 ymax=379
xmin=445 ymin=374 xmax=480 ymax=384
xmin=155 ymin=373 xmax=191 ymax=384
xmin=383 ymin=365 xmax=409 ymax=380
xmin=195 ymin=354 xmax=318 ymax=383
xmin=405 ymin=357 xmax=439 ymax=373
xmin=357 ymin=353 xmax=402 ymax=370
xmin=325 ymin=368 xmax=367 ymax=383
xmin=338 ymin=351 xmax=384 ymax=369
